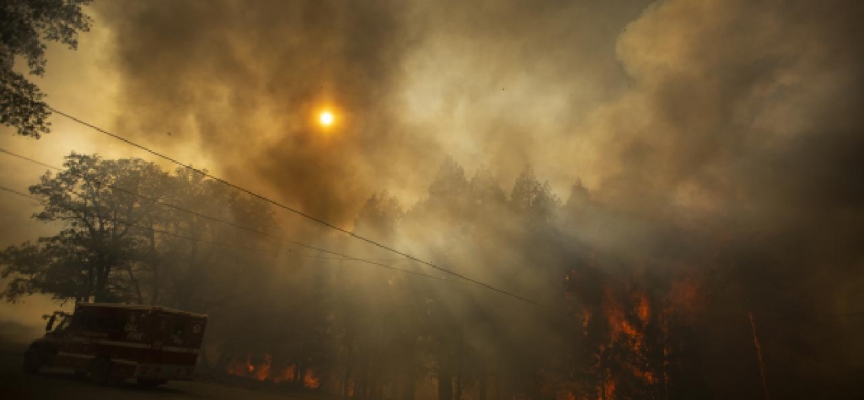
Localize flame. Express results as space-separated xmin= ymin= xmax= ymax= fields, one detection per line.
xmin=595 ymin=281 xmax=668 ymax=399
xmin=601 ymin=371 xmax=615 ymax=400
xmin=635 ymin=292 xmax=650 ymax=323
xmin=225 ymin=353 xmax=305 ymax=385
xmin=272 ymin=364 xmax=296 ymax=383
xmin=226 ymin=353 xmax=256 ymax=377
xmin=304 ymin=370 xmax=320 ymax=389
xmin=255 ymin=354 xmax=272 ymax=381
xmin=602 ymin=287 xmax=624 ymax=341
xmin=226 ymin=356 xmax=249 ymax=376
xmin=602 ymin=286 xmax=646 ymax=346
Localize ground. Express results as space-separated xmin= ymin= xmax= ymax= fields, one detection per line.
xmin=0 ymin=350 xmax=310 ymax=400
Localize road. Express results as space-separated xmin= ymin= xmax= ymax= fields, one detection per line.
xmin=0 ymin=350 xmax=304 ymax=400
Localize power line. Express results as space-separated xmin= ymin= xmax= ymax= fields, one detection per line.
xmin=8 ymin=182 xmax=864 ymax=322
xmin=0 ymin=183 xmax=468 ymax=286
xmin=0 ymin=154 xmax=408 ymax=261
xmin=0 ymin=154 xmax=464 ymax=285
xmin=46 ymin=108 xmax=549 ymax=308
xmin=0 ymin=148 xmax=60 ymax=171
xmin=0 ymin=185 xmax=44 ymax=202
xmin=98 ymin=186 xmax=451 ymax=280
xmin=0 ymin=184 xmax=275 ymax=255
xmin=0 ymin=182 xmax=439 ymax=282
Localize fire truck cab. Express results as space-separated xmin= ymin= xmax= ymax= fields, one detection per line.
xmin=23 ymin=303 xmax=208 ymax=387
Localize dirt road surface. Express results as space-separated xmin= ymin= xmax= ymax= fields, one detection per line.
xmin=0 ymin=350 xmax=307 ymax=400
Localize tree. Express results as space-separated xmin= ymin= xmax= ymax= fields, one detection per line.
xmin=1 ymin=153 xmax=168 ymax=302
xmin=428 ymin=157 xmax=469 ymax=200
xmin=354 ymin=191 xmax=402 ymax=241
xmin=1 ymin=0 xmax=92 ymax=138
xmin=510 ymin=164 xmax=561 ymax=227
xmin=0 ymin=152 xmax=278 ymax=309
xmin=153 ymin=167 xmax=277 ymax=310
xmin=564 ymin=179 xmax=591 ymax=214
xmin=0 ymin=233 xmax=88 ymax=302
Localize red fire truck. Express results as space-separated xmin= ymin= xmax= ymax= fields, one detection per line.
xmin=23 ymin=303 xmax=208 ymax=387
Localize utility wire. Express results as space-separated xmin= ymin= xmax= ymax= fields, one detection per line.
xmin=7 ymin=183 xmax=864 ymax=321
xmin=0 ymin=148 xmax=59 ymax=171
xmin=46 ymin=108 xmax=549 ymax=308
xmin=99 ymin=186 xmax=448 ymax=279
xmin=0 ymin=184 xmax=275 ymax=255
xmin=0 ymin=184 xmax=466 ymax=285
xmin=0 ymin=185 xmax=45 ymax=202
xmin=0 ymin=153 xmax=463 ymax=285
xmin=10 ymin=148 xmax=864 ymax=319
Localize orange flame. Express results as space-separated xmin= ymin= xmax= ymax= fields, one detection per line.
xmin=601 ymin=371 xmax=615 ymax=400
xmin=272 ymin=364 xmax=297 ymax=383
xmin=225 ymin=353 xmax=307 ymax=385
xmin=303 ymin=370 xmax=320 ymax=389
xmin=255 ymin=354 xmax=272 ymax=381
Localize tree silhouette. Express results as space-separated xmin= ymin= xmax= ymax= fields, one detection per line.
xmin=1 ymin=154 xmax=167 ymax=302
xmin=0 ymin=0 xmax=92 ymax=138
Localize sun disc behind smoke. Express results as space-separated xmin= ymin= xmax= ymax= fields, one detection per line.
xmin=319 ymin=111 xmax=334 ymax=126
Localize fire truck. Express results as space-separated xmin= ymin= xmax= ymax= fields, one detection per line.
xmin=22 ymin=303 xmax=208 ymax=387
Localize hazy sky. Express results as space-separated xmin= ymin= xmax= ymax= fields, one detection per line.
xmin=2 ymin=0 xmax=863 ymax=339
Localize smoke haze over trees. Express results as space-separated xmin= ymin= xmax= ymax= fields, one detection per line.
xmin=1 ymin=0 xmax=863 ymax=399
xmin=3 ymin=151 xmax=863 ymax=398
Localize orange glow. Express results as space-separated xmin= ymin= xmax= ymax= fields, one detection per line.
xmin=667 ymin=277 xmax=700 ymax=315
xmin=584 ymin=274 xmax=704 ymax=399
xmin=636 ymin=293 xmax=651 ymax=323
xmin=272 ymin=365 xmax=296 ymax=383
xmin=602 ymin=372 xmax=616 ymax=400
xmin=226 ymin=356 xmax=250 ymax=376
xmin=303 ymin=370 xmax=320 ymax=389
xmin=255 ymin=354 xmax=272 ymax=381
xmin=319 ymin=110 xmax=335 ymax=126
xmin=603 ymin=287 xmax=642 ymax=344
xmin=226 ymin=353 xmax=297 ymax=384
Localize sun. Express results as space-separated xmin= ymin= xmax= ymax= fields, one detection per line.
xmin=319 ymin=111 xmax=334 ymax=126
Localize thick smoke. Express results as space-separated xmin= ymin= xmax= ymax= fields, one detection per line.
xmin=72 ymin=0 xmax=864 ymax=396
xmin=96 ymin=0 xmax=434 ymax=224
xmin=94 ymin=0 xmax=662 ymax=223
xmin=588 ymin=0 xmax=864 ymax=308
xmin=593 ymin=0 xmax=864 ymax=217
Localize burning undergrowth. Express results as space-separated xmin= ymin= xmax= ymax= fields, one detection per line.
xmin=224 ymin=353 xmax=320 ymax=389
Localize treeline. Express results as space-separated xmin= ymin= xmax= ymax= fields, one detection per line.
xmin=0 ymin=153 xmax=276 ymax=307
xmin=4 ymin=153 xmax=828 ymax=399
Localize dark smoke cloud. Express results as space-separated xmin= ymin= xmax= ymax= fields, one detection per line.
xmin=581 ymin=2 xmax=864 ymax=388
xmin=94 ymin=0 xmax=863 ymax=308
xmin=0 ymin=0 xmax=861 ymax=393
xmin=593 ymin=0 xmax=864 ymax=218
xmin=94 ymin=0 xmax=659 ymax=225
xmin=96 ymin=0 xmax=436 ymax=224
xmin=583 ymin=0 xmax=864 ymax=288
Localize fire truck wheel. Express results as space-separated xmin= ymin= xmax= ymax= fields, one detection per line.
xmin=136 ymin=379 xmax=166 ymax=389
xmin=88 ymin=357 xmax=115 ymax=385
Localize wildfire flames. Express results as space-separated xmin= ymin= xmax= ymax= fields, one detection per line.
xmin=222 ymin=274 xmax=700 ymax=400
xmin=569 ymin=271 xmax=702 ymax=400
xmin=225 ymin=353 xmax=320 ymax=388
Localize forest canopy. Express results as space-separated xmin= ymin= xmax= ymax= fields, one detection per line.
xmin=3 ymin=152 xmax=856 ymax=399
